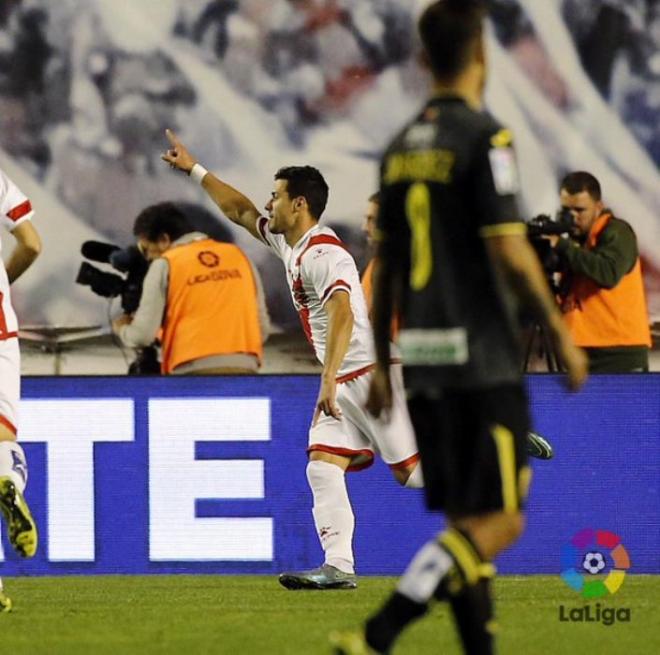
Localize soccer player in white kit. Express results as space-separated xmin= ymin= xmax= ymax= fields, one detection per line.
xmin=162 ymin=130 xmax=423 ymax=589
xmin=0 ymin=167 xmax=41 ymax=612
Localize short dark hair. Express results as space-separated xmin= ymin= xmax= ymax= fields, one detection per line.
xmin=133 ymin=202 xmax=192 ymax=241
xmin=419 ymin=0 xmax=486 ymax=82
xmin=560 ymin=171 xmax=602 ymax=202
xmin=368 ymin=191 xmax=380 ymax=204
xmin=274 ymin=166 xmax=329 ymax=220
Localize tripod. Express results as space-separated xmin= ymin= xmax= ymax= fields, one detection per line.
xmin=522 ymin=322 xmax=563 ymax=372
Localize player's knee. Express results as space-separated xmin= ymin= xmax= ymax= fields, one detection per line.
xmin=306 ymin=460 xmax=325 ymax=488
xmin=306 ymin=459 xmax=344 ymax=490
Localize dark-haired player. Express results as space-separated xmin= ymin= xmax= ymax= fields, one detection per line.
xmin=162 ymin=131 xmax=423 ymax=591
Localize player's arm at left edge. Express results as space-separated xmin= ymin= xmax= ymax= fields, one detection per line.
xmin=6 ymin=220 xmax=42 ymax=283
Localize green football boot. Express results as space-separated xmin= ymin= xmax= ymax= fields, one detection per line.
xmin=0 ymin=477 xmax=38 ymax=558
xmin=0 ymin=590 xmax=12 ymax=613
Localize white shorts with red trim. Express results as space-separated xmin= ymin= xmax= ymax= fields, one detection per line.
xmin=0 ymin=337 xmax=20 ymax=436
xmin=308 ymin=364 xmax=419 ymax=473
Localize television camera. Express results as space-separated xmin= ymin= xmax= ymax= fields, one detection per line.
xmin=76 ymin=241 xmax=159 ymax=374
xmin=523 ymin=207 xmax=575 ymax=372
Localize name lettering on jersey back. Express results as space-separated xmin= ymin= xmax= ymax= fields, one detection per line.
xmin=187 ymin=269 xmax=242 ymax=285
xmin=384 ymin=149 xmax=455 ymax=185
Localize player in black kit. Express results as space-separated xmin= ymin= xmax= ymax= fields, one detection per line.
xmin=331 ymin=2 xmax=587 ymax=654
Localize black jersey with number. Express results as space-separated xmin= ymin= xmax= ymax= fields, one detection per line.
xmin=378 ymin=95 xmax=525 ymax=390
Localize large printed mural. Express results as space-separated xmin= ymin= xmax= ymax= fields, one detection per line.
xmin=1 ymin=0 xmax=659 ymax=330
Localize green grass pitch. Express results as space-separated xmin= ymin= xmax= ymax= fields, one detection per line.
xmin=1 ymin=575 xmax=658 ymax=654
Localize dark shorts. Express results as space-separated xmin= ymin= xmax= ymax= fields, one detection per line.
xmin=407 ymin=384 xmax=531 ymax=517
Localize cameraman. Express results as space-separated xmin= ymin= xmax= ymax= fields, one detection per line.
xmin=546 ymin=171 xmax=651 ymax=372
xmin=112 ymin=202 xmax=268 ymax=374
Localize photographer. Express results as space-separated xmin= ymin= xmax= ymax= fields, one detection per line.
xmin=112 ymin=202 xmax=268 ymax=374
xmin=546 ymin=171 xmax=651 ymax=372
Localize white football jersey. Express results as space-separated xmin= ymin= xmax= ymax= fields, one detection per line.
xmin=0 ymin=167 xmax=34 ymax=338
xmin=257 ymin=217 xmax=375 ymax=378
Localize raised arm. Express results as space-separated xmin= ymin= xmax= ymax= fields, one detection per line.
xmin=161 ymin=129 xmax=262 ymax=241
xmin=6 ymin=221 xmax=42 ymax=283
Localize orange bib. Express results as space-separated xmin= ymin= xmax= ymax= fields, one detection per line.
xmin=160 ymin=239 xmax=263 ymax=373
xmin=562 ymin=215 xmax=651 ymax=348
xmin=361 ymin=258 xmax=400 ymax=339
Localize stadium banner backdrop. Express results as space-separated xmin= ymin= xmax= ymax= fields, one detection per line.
xmin=1 ymin=375 xmax=657 ymax=577
xmin=4 ymin=2 xmax=660 ymax=330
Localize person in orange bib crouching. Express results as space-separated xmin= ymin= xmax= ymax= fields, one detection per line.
xmin=546 ymin=172 xmax=651 ymax=372
xmin=113 ymin=202 xmax=269 ymax=374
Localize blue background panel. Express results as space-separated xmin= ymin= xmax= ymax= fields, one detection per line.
xmin=1 ymin=374 xmax=657 ymax=576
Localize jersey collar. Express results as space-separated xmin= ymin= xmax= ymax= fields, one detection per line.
xmin=291 ymin=223 xmax=323 ymax=254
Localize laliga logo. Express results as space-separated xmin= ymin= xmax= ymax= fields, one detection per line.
xmin=559 ymin=528 xmax=632 ymax=627
xmin=561 ymin=528 xmax=631 ymax=598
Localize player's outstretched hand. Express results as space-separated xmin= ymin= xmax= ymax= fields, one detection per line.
xmin=366 ymin=365 xmax=392 ymax=420
xmin=162 ymin=129 xmax=196 ymax=174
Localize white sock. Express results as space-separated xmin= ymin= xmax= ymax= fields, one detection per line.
xmin=404 ymin=463 xmax=424 ymax=488
xmin=307 ymin=460 xmax=355 ymax=574
xmin=0 ymin=441 xmax=28 ymax=493
xmin=397 ymin=539 xmax=453 ymax=603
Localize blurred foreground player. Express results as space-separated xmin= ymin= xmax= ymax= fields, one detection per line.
xmin=0 ymin=168 xmax=41 ymax=612
xmin=332 ymin=1 xmax=587 ymax=653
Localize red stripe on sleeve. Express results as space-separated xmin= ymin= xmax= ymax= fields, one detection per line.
xmin=321 ymin=279 xmax=351 ymax=302
xmin=7 ymin=199 xmax=32 ymax=222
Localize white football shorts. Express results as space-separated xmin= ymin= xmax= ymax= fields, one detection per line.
xmin=308 ymin=364 xmax=419 ymax=472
